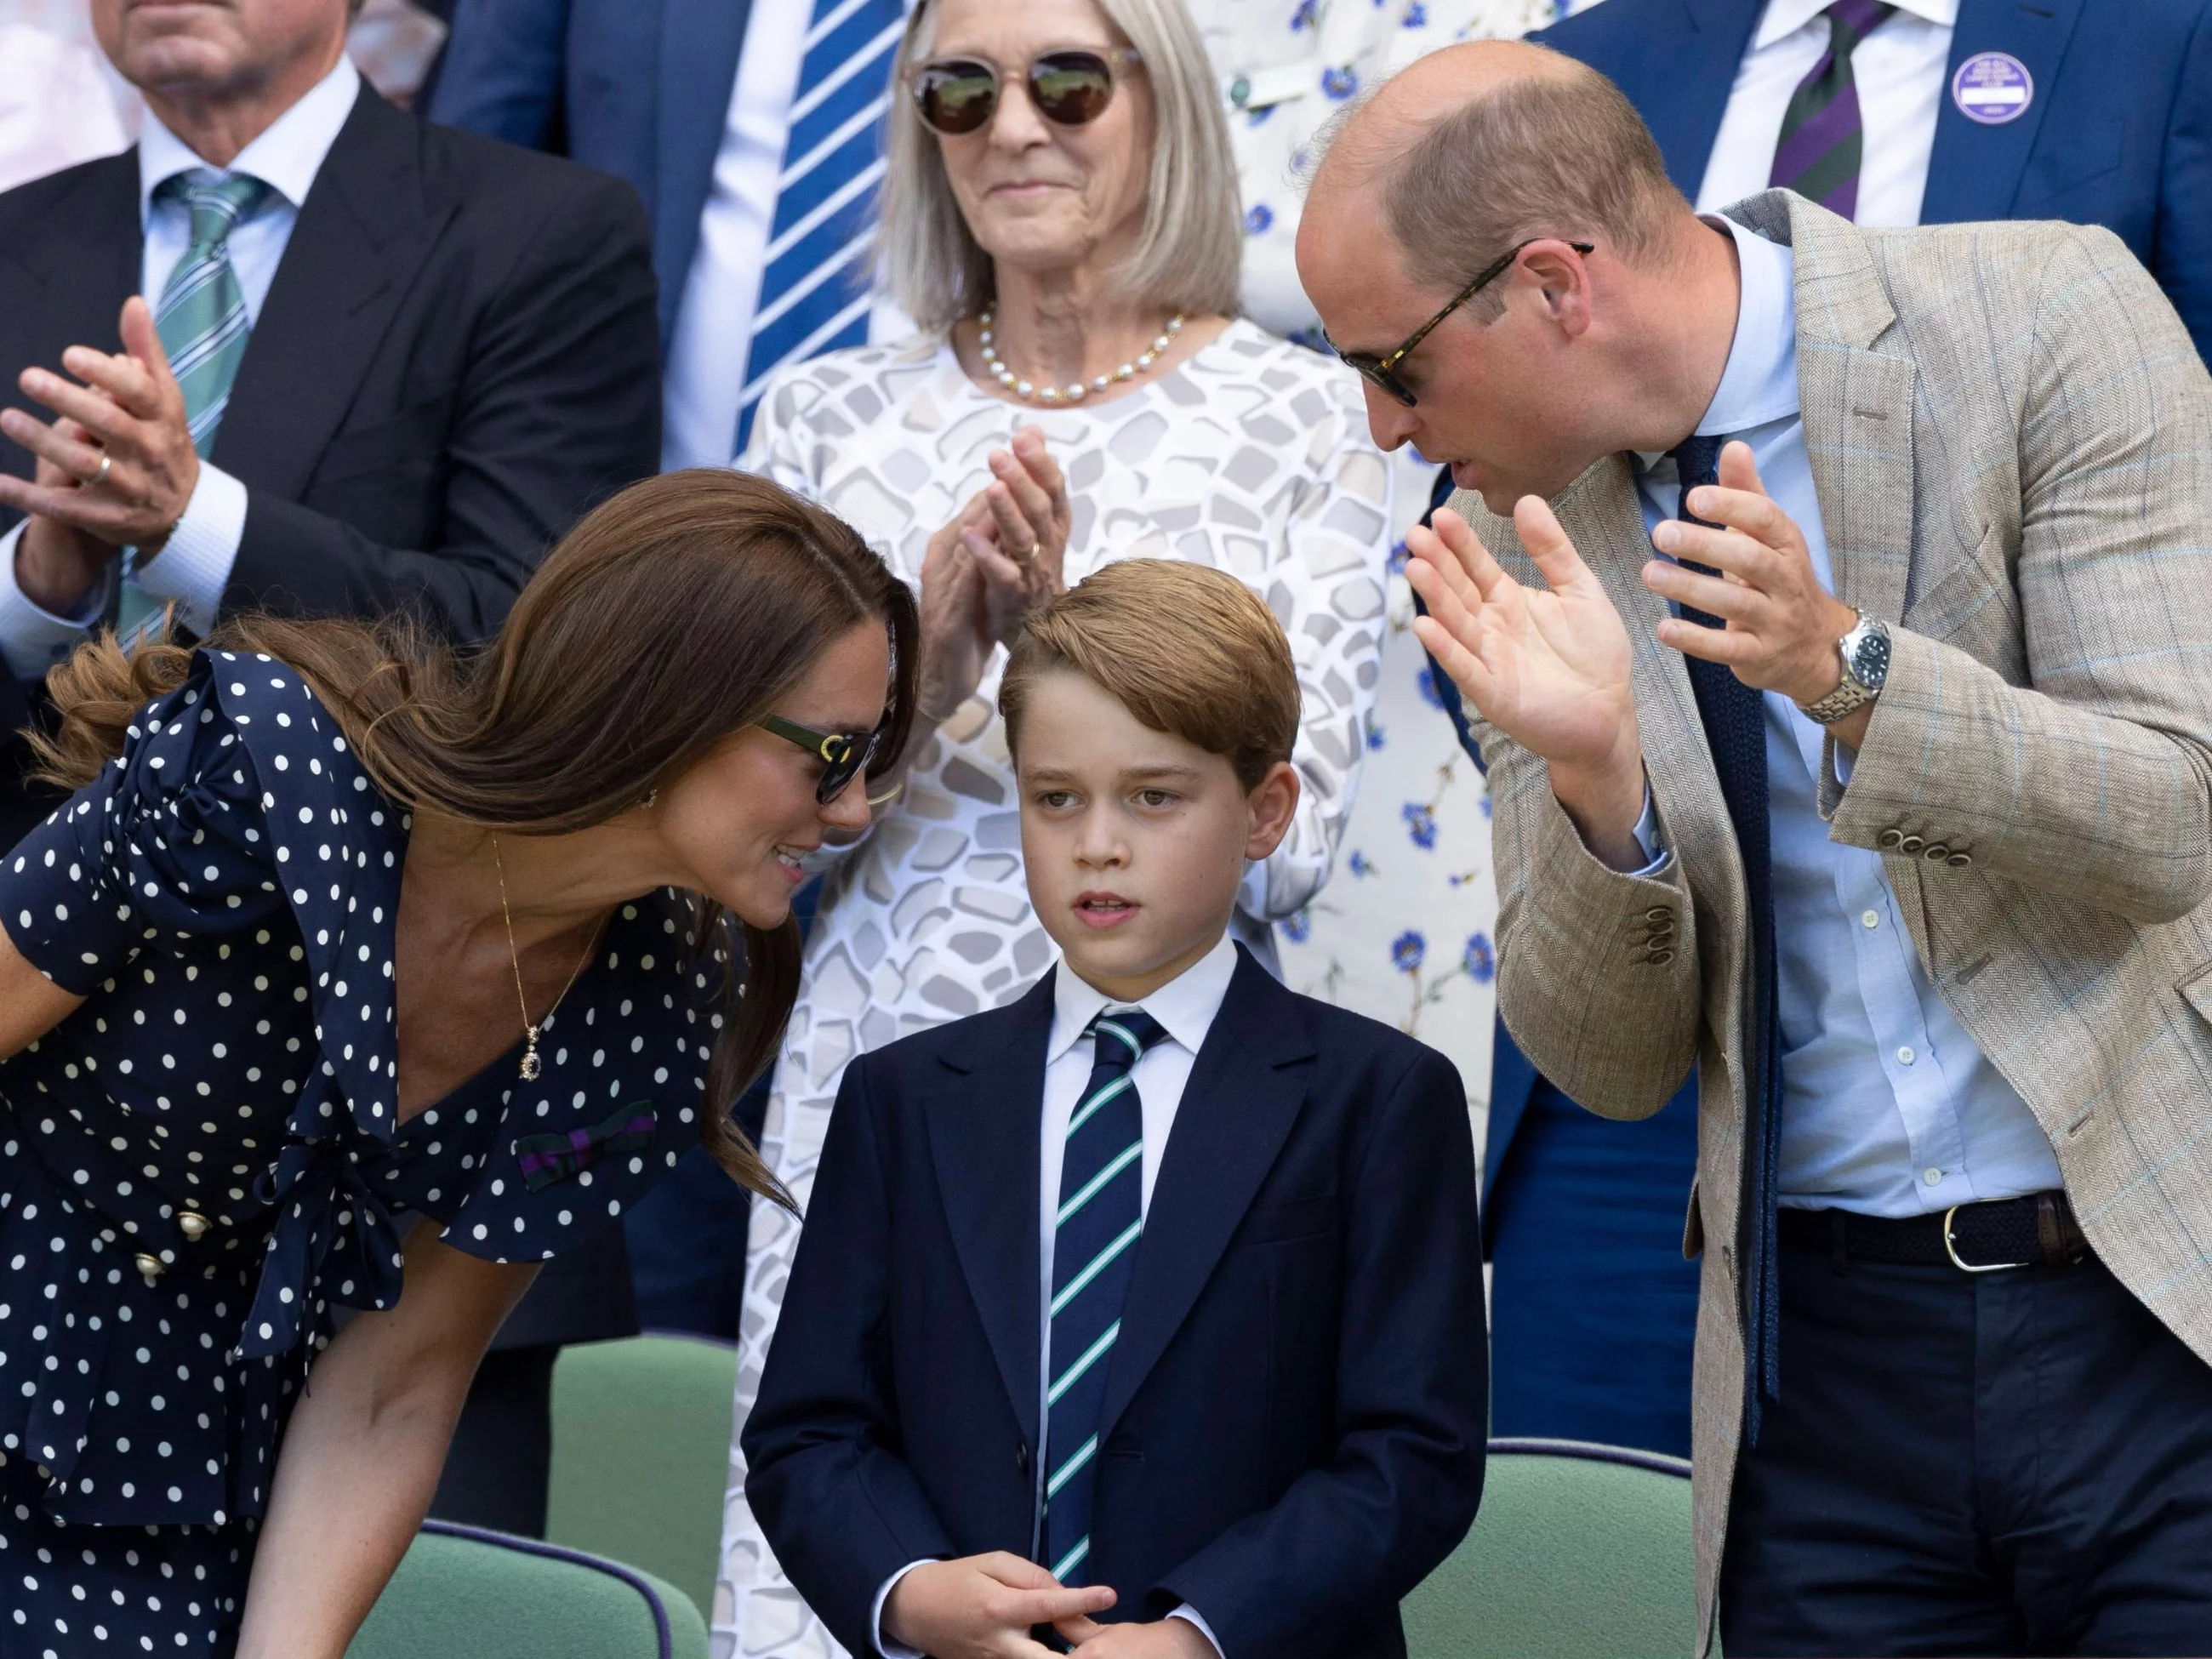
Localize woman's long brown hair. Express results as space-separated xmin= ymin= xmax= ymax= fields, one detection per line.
xmin=27 ymin=469 xmax=919 ymax=1206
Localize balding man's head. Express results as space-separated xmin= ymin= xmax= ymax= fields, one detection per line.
xmin=1305 ymin=41 xmax=1685 ymax=313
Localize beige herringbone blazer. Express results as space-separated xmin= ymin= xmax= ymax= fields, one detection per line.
xmin=1451 ymin=190 xmax=2212 ymax=1654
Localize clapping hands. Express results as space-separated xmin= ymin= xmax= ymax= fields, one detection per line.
xmin=881 ymin=1552 xmax=1215 ymax=1659
xmin=916 ymin=427 xmax=1070 ymax=723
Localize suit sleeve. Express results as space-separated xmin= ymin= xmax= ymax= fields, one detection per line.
xmin=1824 ymin=225 xmax=2212 ymax=924
xmin=741 ymin=1054 xmax=959 ymax=1657
xmin=425 ymin=0 xmax=574 ymax=150
xmin=2152 ymin=0 xmax=2212 ymax=364
xmin=221 ymin=169 xmax=659 ymax=641
xmin=1154 ymin=1047 xmax=1487 ymax=1659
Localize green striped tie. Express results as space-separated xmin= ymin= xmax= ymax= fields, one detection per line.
xmin=118 ymin=170 xmax=271 ymax=643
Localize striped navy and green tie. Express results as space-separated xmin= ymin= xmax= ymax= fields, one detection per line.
xmin=1766 ymin=0 xmax=1897 ymax=223
xmin=1044 ymin=1008 xmax=1168 ymax=1586
xmin=118 ymin=169 xmax=271 ymax=643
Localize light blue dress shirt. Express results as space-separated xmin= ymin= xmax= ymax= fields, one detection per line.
xmin=1633 ymin=214 xmax=2062 ymax=1217
xmin=0 ymin=57 xmax=361 ymax=680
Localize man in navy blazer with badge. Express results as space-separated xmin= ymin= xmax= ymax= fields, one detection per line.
xmin=745 ymin=562 xmax=1485 ymax=1659
xmin=1534 ymin=0 xmax=2210 ymax=358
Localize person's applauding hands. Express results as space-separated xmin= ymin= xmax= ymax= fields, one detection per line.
xmin=881 ymin=1552 xmax=1115 ymax=1658
xmin=915 ymin=426 xmax=1070 ymax=723
xmin=1404 ymin=496 xmax=1645 ymax=868
xmin=0 ymin=297 xmax=202 ymax=612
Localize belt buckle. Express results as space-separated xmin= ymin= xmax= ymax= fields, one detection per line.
xmin=1942 ymin=1204 xmax=2033 ymax=1274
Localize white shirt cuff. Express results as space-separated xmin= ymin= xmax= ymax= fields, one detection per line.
xmin=0 ymin=518 xmax=112 ymax=682
xmin=871 ymin=1559 xmax=938 ymax=1659
xmin=1627 ymin=784 xmax=1670 ymax=879
xmin=1170 ymin=1603 xmax=1226 ymax=1657
xmin=130 ymin=461 xmax=246 ymax=636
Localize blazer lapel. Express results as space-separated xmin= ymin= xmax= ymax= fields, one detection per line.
xmin=3 ymin=151 xmax=140 ymax=408
xmin=923 ymin=973 xmax=1054 ymax=1446
xmin=655 ymin=0 xmax=753 ymax=350
xmin=1742 ymin=191 xmax=1915 ymax=629
xmin=1610 ymin=0 xmax=1764 ymax=199
xmin=1919 ymin=0 xmax=2084 ymax=225
xmin=215 ymin=87 xmax=459 ymax=500
xmin=1094 ymin=951 xmax=1312 ymax=1445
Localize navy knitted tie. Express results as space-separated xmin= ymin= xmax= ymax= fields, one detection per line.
xmin=1668 ymin=434 xmax=1783 ymax=1440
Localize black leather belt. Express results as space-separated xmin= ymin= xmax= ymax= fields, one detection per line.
xmin=1778 ymin=1190 xmax=2089 ymax=1273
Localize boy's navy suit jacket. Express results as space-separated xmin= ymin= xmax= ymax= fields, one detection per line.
xmin=743 ymin=945 xmax=1487 ymax=1659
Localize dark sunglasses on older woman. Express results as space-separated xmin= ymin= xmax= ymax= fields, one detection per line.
xmin=909 ymin=48 xmax=1143 ymax=134
xmin=760 ymin=714 xmax=885 ymax=804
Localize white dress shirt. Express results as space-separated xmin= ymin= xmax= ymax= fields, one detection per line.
xmin=0 ymin=55 xmax=360 ymax=681
xmin=871 ymin=935 xmax=1241 ymax=1659
xmin=1628 ymin=215 xmax=2064 ymax=1217
xmin=1694 ymin=0 xmax=1956 ymax=228
xmin=660 ymin=0 xmax=910 ymax=471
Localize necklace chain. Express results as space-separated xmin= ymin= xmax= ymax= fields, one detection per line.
xmin=490 ymin=834 xmax=601 ymax=1083
xmin=976 ymin=309 xmax=1185 ymax=405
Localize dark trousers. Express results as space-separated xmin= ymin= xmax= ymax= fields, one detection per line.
xmin=1721 ymin=1229 xmax=2212 ymax=1656
xmin=1489 ymin=1075 xmax=1701 ymax=1457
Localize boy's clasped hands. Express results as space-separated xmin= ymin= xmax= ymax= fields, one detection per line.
xmin=885 ymin=1553 xmax=1214 ymax=1658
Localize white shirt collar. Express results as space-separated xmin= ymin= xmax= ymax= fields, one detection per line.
xmin=1754 ymin=0 xmax=1956 ymax=51
xmin=1046 ymin=933 xmax=1241 ymax=1066
xmin=1696 ymin=214 xmax=1799 ymax=436
xmin=139 ymin=55 xmax=362 ymax=222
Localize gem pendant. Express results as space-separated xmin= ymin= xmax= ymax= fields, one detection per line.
xmin=520 ymin=1032 xmax=544 ymax=1081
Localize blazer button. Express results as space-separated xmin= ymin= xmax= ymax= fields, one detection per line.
xmin=179 ymin=1211 xmax=211 ymax=1243
xmin=1649 ymin=949 xmax=1674 ymax=966
xmin=1947 ymin=852 xmax=1973 ymax=868
xmin=1922 ymin=843 xmax=1951 ymax=862
xmin=1016 ymin=1441 xmax=1030 ymax=1475
xmin=1645 ymin=906 xmax=1673 ymax=923
xmin=134 ymin=1252 xmax=165 ymax=1283
xmin=1900 ymin=835 xmax=1925 ymax=855
xmin=1878 ymin=829 xmax=1905 ymax=850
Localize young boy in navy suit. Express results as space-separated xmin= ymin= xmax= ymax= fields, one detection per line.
xmin=744 ymin=560 xmax=1486 ymax=1659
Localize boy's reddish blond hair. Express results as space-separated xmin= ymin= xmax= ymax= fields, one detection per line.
xmin=1000 ymin=558 xmax=1300 ymax=790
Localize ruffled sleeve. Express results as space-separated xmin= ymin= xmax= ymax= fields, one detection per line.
xmin=2 ymin=659 xmax=281 ymax=994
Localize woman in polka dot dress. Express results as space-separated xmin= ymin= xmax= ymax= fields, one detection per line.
xmin=0 ymin=470 xmax=916 ymax=1657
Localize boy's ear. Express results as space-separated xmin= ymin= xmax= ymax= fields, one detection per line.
xmin=1242 ymin=761 xmax=1301 ymax=862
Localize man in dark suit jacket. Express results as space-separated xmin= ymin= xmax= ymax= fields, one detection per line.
xmin=1533 ymin=0 xmax=2211 ymax=358
xmin=0 ymin=0 xmax=660 ymax=1537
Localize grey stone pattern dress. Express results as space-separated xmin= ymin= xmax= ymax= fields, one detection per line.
xmin=0 ymin=651 xmax=711 ymax=1656
xmin=715 ymin=320 xmax=1403 ymax=1659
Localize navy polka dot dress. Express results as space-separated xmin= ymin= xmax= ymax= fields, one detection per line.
xmin=0 ymin=652 xmax=718 ymax=1655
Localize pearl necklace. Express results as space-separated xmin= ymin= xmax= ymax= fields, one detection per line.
xmin=976 ymin=309 xmax=1185 ymax=404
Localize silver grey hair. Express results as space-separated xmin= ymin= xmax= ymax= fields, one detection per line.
xmin=874 ymin=0 xmax=1244 ymax=328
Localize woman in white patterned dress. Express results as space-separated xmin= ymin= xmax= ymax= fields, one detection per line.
xmin=714 ymin=0 xmax=1405 ymax=1649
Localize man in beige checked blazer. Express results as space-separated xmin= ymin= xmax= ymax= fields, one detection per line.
xmin=1301 ymin=38 xmax=2212 ymax=1659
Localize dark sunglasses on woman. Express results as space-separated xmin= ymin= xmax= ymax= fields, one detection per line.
xmin=909 ymin=47 xmax=1143 ymax=134
xmin=760 ymin=714 xmax=885 ymax=804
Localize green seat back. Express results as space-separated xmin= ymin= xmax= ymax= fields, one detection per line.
xmin=1402 ymin=1439 xmax=1704 ymax=1659
xmin=546 ymin=1332 xmax=740 ymax=1620
xmin=350 ymin=1520 xmax=709 ymax=1659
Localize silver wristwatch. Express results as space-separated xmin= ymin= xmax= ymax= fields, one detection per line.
xmin=1800 ymin=613 xmax=1890 ymax=725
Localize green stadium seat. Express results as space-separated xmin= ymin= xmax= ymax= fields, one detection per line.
xmin=1402 ymin=1438 xmax=1706 ymax=1659
xmin=349 ymin=1519 xmax=709 ymax=1659
xmin=545 ymin=1331 xmax=741 ymax=1622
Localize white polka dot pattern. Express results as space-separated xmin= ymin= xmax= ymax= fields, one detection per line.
xmin=0 ymin=651 xmax=714 ymax=1622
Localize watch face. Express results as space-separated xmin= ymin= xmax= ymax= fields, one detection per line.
xmin=1849 ymin=625 xmax=1891 ymax=691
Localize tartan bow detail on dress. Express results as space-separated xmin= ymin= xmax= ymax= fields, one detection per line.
xmin=515 ymin=1106 xmax=659 ymax=1190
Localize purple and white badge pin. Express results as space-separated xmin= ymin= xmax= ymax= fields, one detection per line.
xmin=1951 ymin=52 xmax=2033 ymax=124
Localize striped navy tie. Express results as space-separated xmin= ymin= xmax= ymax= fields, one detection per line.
xmin=1044 ymin=1008 xmax=1168 ymax=1585
xmin=731 ymin=0 xmax=907 ymax=453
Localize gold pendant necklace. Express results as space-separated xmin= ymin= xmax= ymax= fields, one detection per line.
xmin=491 ymin=835 xmax=600 ymax=1083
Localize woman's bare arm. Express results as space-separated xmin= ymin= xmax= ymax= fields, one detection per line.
xmin=0 ymin=926 xmax=85 ymax=1062
xmin=235 ymin=1217 xmax=539 ymax=1659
